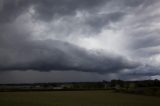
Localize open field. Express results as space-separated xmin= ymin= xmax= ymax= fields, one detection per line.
xmin=0 ymin=91 xmax=160 ymax=106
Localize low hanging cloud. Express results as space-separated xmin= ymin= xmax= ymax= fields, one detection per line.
xmin=0 ymin=0 xmax=160 ymax=82
xmin=0 ymin=36 xmax=138 ymax=73
xmin=0 ymin=0 xmax=138 ymax=73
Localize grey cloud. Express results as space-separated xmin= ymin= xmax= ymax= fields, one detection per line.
xmin=0 ymin=0 xmax=157 ymax=24
xmin=129 ymin=35 xmax=160 ymax=50
xmin=0 ymin=0 xmax=139 ymax=74
xmin=0 ymin=38 xmax=138 ymax=73
xmin=0 ymin=70 xmax=111 ymax=83
xmin=0 ymin=0 xmax=32 ymax=23
xmin=86 ymin=12 xmax=125 ymax=32
xmin=0 ymin=0 xmax=108 ymax=23
xmin=124 ymin=65 xmax=160 ymax=76
xmin=112 ymin=64 xmax=160 ymax=80
xmin=33 ymin=0 xmax=109 ymax=21
xmin=116 ymin=0 xmax=160 ymax=60
xmin=0 ymin=0 xmax=155 ymax=22
xmin=0 ymin=20 xmax=138 ymax=73
xmin=0 ymin=0 xmax=160 ymax=82
xmin=123 ymin=0 xmax=156 ymax=7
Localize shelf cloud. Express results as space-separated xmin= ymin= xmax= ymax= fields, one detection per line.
xmin=0 ymin=0 xmax=160 ymax=83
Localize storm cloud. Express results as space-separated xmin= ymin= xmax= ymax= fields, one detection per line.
xmin=0 ymin=0 xmax=160 ymax=83
xmin=0 ymin=0 xmax=108 ymax=23
xmin=0 ymin=24 xmax=137 ymax=73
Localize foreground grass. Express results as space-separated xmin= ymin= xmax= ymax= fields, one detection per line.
xmin=0 ymin=91 xmax=160 ymax=106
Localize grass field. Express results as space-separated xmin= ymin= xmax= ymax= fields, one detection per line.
xmin=0 ymin=91 xmax=160 ymax=106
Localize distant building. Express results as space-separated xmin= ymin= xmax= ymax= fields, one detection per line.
xmin=53 ymin=84 xmax=73 ymax=89
xmin=115 ymin=84 xmax=121 ymax=89
xmin=53 ymin=86 xmax=63 ymax=90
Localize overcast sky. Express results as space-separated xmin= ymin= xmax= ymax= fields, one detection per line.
xmin=0 ymin=0 xmax=160 ymax=83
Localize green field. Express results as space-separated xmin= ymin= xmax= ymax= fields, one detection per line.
xmin=0 ymin=91 xmax=160 ymax=106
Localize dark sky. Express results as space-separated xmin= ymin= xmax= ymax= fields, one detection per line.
xmin=0 ymin=0 xmax=160 ymax=83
